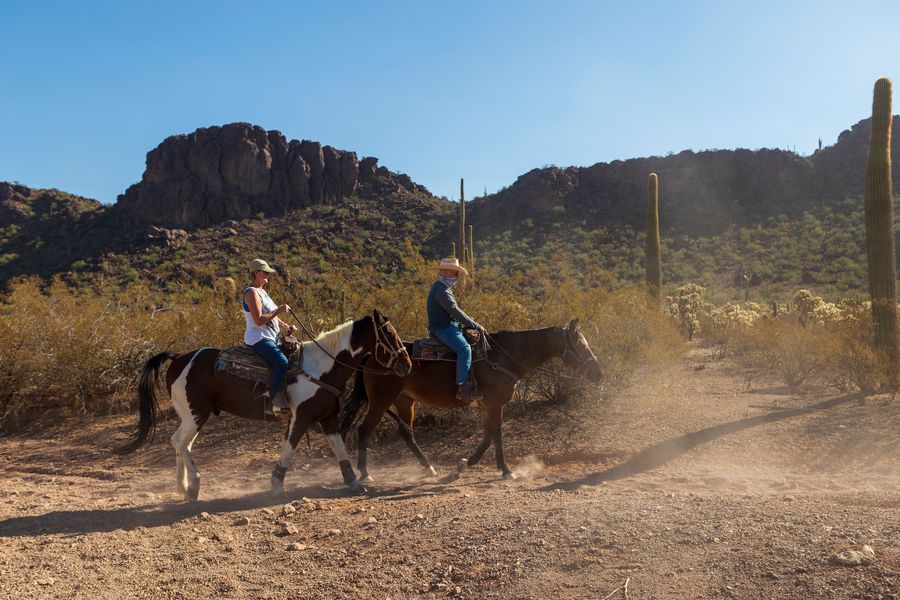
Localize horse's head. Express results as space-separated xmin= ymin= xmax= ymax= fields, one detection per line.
xmin=370 ymin=309 xmax=412 ymax=377
xmin=562 ymin=318 xmax=602 ymax=382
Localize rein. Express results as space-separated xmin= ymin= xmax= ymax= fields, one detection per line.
xmin=484 ymin=326 xmax=598 ymax=382
xmin=287 ymin=307 xmax=409 ymax=377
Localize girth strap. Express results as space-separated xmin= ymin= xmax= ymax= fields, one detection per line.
xmin=302 ymin=374 xmax=342 ymax=398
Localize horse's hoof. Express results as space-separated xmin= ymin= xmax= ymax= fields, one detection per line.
xmin=458 ymin=459 xmax=469 ymax=473
xmin=187 ymin=485 xmax=200 ymax=501
xmin=426 ymin=466 xmax=438 ymax=478
xmin=270 ymin=485 xmax=287 ymax=498
xmin=349 ymin=481 xmax=368 ymax=495
xmin=360 ymin=474 xmax=374 ymax=483
xmin=503 ymin=471 xmax=518 ymax=481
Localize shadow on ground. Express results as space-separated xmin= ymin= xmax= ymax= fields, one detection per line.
xmin=541 ymin=393 xmax=860 ymax=492
xmin=0 ymin=484 xmax=435 ymax=538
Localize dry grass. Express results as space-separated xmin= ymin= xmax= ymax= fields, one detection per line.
xmin=0 ymin=253 xmax=686 ymax=431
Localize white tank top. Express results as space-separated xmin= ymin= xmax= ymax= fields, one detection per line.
xmin=242 ymin=286 xmax=281 ymax=345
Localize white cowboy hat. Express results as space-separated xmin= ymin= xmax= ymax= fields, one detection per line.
xmin=438 ymin=257 xmax=468 ymax=275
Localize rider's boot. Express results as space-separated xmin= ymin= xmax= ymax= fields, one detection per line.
xmin=456 ymin=381 xmax=483 ymax=403
xmin=266 ymin=390 xmax=291 ymax=419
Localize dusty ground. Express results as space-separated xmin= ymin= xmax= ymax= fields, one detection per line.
xmin=1 ymin=348 xmax=898 ymax=599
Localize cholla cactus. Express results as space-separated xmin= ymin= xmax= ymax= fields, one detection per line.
xmin=672 ymin=283 xmax=705 ymax=340
xmin=794 ymin=289 xmax=822 ymax=326
xmin=794 ymin=289 xmax=842 ymax=326
xmin=710 ymin=303 xmax=764 ymax=330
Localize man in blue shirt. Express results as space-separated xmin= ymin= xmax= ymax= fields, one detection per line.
xmin=427 ymin=257 xmax=486 ymax=403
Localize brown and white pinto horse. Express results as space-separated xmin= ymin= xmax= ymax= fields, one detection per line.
xmin=340 ymin=318 xmax=602 ymax=481
xmin=117 ymin=309 xmax=411 ymax=500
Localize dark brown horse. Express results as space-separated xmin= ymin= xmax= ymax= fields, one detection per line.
xmin=340 ymin=319 xmax=602 ymax=480
xmin=117 ymin=309 xmax=411 ymax=499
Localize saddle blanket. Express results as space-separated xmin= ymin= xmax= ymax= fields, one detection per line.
xmin=411 ymin=335 xmax=487 ymax=362
xmin=214 ymin=345 xmax=303 ymax=388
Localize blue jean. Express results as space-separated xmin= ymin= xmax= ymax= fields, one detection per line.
xmin=431 ymin=325 xmax=471 ymax=385
xmin=252 ymin=339 xmax=289 ymax=392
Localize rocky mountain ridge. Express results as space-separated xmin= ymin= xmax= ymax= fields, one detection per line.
xmin=115 ymin=122 xmax=433 ymax=227
xmin=467 ymin=116 xmax=900 ymax=239
xmin=2 ymin=115 xmax=897 ymax=287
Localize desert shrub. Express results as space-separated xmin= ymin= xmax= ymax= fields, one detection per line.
xmin=0 ymin=244 xmax=687 ymax=431
xmin=0 ymin=277 xmax=244 ymax=429
xmin=732 ymin=316 xmax=836 ymax=392
xmin=824 ymin=311 xmax=891 ymax=394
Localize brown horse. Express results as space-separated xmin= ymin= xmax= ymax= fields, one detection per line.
xmin=340 ymin=318 xmax=602 ymax=481
xmin=117 ymin=309 xmax=411 ymax=499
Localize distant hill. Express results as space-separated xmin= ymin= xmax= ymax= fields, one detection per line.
xmin=467 ymin=116 xmax=900 ymax=240
xmin=2 ymin=116 xmax=896 ymax=294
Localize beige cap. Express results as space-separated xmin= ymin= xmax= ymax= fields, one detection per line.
xmin=247 ymin=258 xmax=276 ymax=273
xmin=438 ymin=257 xmax=468 ymax=275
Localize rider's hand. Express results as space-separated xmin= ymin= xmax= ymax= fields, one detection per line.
xmin=477 ymin=324 xmax=487 ymax=334
xmin=287 ymin=324 xmax=297 ymax=336
xmin=278 ymin=304 xmax=291 ymax=315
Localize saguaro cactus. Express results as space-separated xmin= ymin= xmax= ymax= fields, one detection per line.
xmin=645 ymin=172 xmax=662 ymax=298
xmin=459 ymin=178 xmax=467 ymax=266
xmin=468 ymin=224 xmax=475 ymax=271
xmin=864 ymin=77 xmax=899 ymax=387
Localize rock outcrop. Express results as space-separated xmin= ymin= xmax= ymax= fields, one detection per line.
xmin=115 ymin=123 xmax=430 ymax=227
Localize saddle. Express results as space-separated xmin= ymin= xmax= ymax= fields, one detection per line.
xmin=214 ymin=344 xmax=304 ymax=388
xmin=411 ymin=328 xmax=488 ymax=362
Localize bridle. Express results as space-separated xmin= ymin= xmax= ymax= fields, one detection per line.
xmin=562 ymin=326 xmax=599 ymax=377
xmin=287 ymin=307 xmax=408 ymax=376
xmin=484 ymin=325 xmax=598 ymax=382
xmin=372 ymin=316 xmax=410 ymax=370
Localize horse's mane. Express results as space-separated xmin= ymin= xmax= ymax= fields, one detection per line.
xmin=310 ymin=319 xmax=357 ymax=355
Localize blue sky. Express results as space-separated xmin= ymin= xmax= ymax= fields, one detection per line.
xmin=1 ymin=1 xmax=899 ymax=203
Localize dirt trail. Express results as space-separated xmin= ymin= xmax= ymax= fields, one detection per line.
xmin=1 ymin=348 xmax=898 ymax=599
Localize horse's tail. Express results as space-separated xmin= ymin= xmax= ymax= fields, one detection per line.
xmin=340 ymin=357 xmax=370 ymax=440
xmin=115 ymin=351 xmax=176 ymax=455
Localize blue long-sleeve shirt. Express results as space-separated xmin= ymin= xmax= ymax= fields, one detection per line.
xmin=427 ymin=280 xmax=479 ymax=332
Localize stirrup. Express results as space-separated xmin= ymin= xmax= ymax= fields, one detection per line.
xmin=265 ymin=391 xmax=291 ymax=419
xmin=456 ymin=382 xmax=483 ymax=403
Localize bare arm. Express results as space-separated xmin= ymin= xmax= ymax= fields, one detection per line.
xmin=245 ymin=289 xmax=286 ymax=327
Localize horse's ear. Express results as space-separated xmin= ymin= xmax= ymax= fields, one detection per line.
xmin=569 ymin=318 xmax=580 ymax=331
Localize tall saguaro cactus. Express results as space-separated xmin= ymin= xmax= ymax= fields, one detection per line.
xmin=864 ymin=77 xmax=899 ymax=387
xmin=645 ymin=172 xmax=662 ymax=298
xmin=459 ymin=178 xmax=467 ymax=265
xmin=468 ymin=224 xmax=476 ymax=285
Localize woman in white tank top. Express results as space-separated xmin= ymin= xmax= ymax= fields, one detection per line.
xmin=242 ymin=258 xmax=296 ymax=417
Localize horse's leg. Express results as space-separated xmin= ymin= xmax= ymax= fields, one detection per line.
xmin=171 ymin=418 xmax=203 ymax=500
xmin=172 ymin=425 xmax=188 ymax=497
xmin=356 ymin=400 xmax=392 ymax=483
xmin=492 ymin=409 xmax=515 ymax=479
xmin=321 ymin=413 xmax=366 ymax=494
xmin=271 ymin=410 xmax=314 ymax=495
xmin=355 ymin=374 xmax=404 ymax=482
xmin=168 ymin=350 xmax=213 ymax=500
xmin=394 ymin=397 xmax=437 ymax=477
xmin=459 ymin=431 xmax=492 ymax=472
xmin=459 ymin=405 xmax=501 ymax=473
